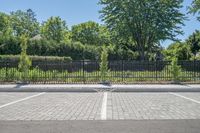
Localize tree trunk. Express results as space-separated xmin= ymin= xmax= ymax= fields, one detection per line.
xmin=140 ymin=50 xmax=145 ymax=61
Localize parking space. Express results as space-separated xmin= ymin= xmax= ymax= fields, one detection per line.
xmin=0 ymin=93 xmax=38 ymax=106
xmin=177 ymin=93 xmax=200 ymax=101
xmin=0 ymin=92 xmax=199 ymax=120
xmin=0 ymin=93 xmax=103 ymax=120
xmin=108 ymin=93 xmax=200 ymax=120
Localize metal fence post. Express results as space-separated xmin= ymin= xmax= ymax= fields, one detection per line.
xmin=83 ymin=60 xmax=85 ymax=84
xmin=122 ymin=60 xmax=124 ymax=82
xmin=156 ymin=60 xmax=158 ymax=81
xmin=5 ymin=60 xmax=8 ymax=81
xmin=194 ymin=59 xmax=196 ymax=82
xmin=45 ymin=57 xmax=47 ymax=84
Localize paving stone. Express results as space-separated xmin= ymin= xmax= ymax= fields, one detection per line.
xmin=0 ymin=93 xmax=103 ymax=120
xmin=0 ymin=93 xmax=38 ymax=106
xmin=108 ymin=93 xmax=200 ymax=120
xmin=0 ymin=92 xmax=200 ymax=120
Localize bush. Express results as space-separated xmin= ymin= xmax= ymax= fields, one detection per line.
xmin=27 ymin=39 xmax=101 ymax=60
xmin=18 ymin=35 xmax=32 ymax=81
xmin=0 ymin=36 xmax=21 ymax=55
xmin=100 ymin=46 xmax=109 ymax=82
xmin=0 ymin=55 xmax=72 ymax=62
xmin=169 ymin=57 xmax=182 ymax=83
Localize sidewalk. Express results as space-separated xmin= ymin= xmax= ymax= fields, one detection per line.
xmin=0 ymin=84 xmax=200 ymax=92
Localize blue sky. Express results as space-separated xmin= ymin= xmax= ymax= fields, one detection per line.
xmin=0 ymin=0 xmax=200 ymax=47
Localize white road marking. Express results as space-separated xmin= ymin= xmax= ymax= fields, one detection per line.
xmin=101 ymin=92 xmax=108 ymax=120
xmin=169 ymin=92 xmax=200 ymax=104
xmin=0 ymin=92 xmax=46 ymax=109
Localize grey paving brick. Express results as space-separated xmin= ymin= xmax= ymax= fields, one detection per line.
xmin=178 ymin=93 xmax=200 ymax=101
xmin=108 ymin=93 xmax=200 ymax=120
xmin=0 ymin=93 xmax=103 ymax=120
xmin=0 ymin=92 xmax=200 ymax=120
xmin=0 ymin=93 xmax=38 ymax=106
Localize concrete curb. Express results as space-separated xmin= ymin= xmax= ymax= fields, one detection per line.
xmin=111 ymin=84 xmax=200 ymax=92
xmin=0 ymin=84 xmax=198 ymax=92
xmin=0 ymin=84 xmax=200 ymax=92
xmin=0 ymin=85 xmax=98 ymax=92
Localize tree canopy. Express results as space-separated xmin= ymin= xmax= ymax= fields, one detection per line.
xmin=163 ymin=42 xmax=191 ymax=60
xmin=41 ymin=16 xmax=69 ymax=43
xmin=11 ymin=9 xmax=39 ymax=37
xmin=99 ymin=0 xmax=185 ymax=60
xmin=186 ymin=30 xmax=200 ymax=57
xmin=190 ymin=0 xmax=200 ymax=21
xmin=1 ymin=1 xmax=200 ymax=61
xmin=71 ymin=21 xmax=111 ymax=46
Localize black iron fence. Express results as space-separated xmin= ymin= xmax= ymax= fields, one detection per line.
xmin=0 ymin=60 xmax=200 ymax=84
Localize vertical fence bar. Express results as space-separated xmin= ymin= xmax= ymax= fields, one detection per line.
xmin=45 ymin=57 xmax=47 ymax=84
xmin=194 ymin=59 xmax=196 ymax=82
xmin=156 ymin=60 xmax=158 ymax=81
xmin=2 ymin=59 xmax=200 ymax=84
xmin=5 ymin=60 xmax=8 ymax=81
xmin=82 ymin=60 xmax=85 ymax=84
xmin=122 ymin=60 xmax=124 ymax=82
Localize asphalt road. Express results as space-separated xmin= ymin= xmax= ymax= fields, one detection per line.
xmin=0 ymin=92 xmax=200 ymax=133
xmin=1 ymin=120 xmax=200 ymax=133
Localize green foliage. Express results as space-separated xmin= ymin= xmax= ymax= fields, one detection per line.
xmin=164 ymin=30 xmax=200 ymax=61
xmin=100 ymin=46 xmax=109 ymax=82
xmin=189 ymin=0 xmax=200 ymax=21
xmin=0 ymin=6 xmax=197 ymax=61
xmin=163 ymin=42 xmax=191 ymax=60
xmin=0 ymin=67 xmax=198 ymax=83
xmin=10 ymin=9 xmax=39 ymax=37
xmin=27 ymin=39 xmax=101 ymax=60
xmin=0 ymin=12 xmax=11 ymax=34
xmin=41 ymin=16 xmax=69 ymax=42
xmin=0 ymin=12 xmax=14 ymax=51
xmin=186 ymin=30 xmax=200 ymax=57
xmin=0 ymin=36 xmax=20 ymax=55
xmin=99 ymin=0 xmax=185 ymax=60
xmin=18 ymin=35 xmax=32 ymax=81
xmin=0 ymin=55 xmax=72 ymax=63
xmin=168 ymin=57 xmax=182 ymax=82
xmin=71 ymin=21 xmax=111 ymax=46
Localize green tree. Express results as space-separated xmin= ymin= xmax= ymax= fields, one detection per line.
xmin=41 ymin=16 xmax=69 ymax=42
xmin=100 ymin=46 xmax=109 ymax=82
xmin=71 ymin=21 xmax=110 ymax=46
xmin=0 ymin=12 xmax=13 ymax=49
xmin=163 ymin=42 xmax=191 ymax=60
xmin=189 ymin=0 xmax=200 ymax=21
xmin=168 ymin=57 xmax=182 ymax=83
xmin=18 ymin=34 xmax=32 ymax=82
xmin=0 ymin=12 xmax=11 ymax=33
xmin=186 ymin=30 xmax=200 ymax=58
xmin=99 ymin=0 xmax=185 ymax=60
xmin=11 ymin=9 xmax=39 ymax=37
xmin=0 ymin=12 xmax=18 ymax=54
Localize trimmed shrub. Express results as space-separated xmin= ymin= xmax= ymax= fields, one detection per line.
xmin=18 ymin=35 xmax=32 ymax=82
xmin=0 ymin=55 xmax=72 ymax=62
xmin=169 ymin=57 xmax=182 ymax=83
xmin=100 ymin=46 xmax=109 ymax=82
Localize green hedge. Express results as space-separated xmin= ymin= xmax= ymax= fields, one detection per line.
xmin=0 ymin=55 xmax=72 ymax=62
xmin=0 ymin=37 xmax=139 ymax=60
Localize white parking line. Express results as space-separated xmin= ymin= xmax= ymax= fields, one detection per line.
xmin=169 ymin=92 xmax=200 ymax=104
xmin=101 ymin=92 xmax=107 ymax=120
xmin=0 ymin=92 xmax=46 ymax=109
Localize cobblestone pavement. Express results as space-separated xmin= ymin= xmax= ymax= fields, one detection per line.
xmin=0 ymin=93 xmax=37 ymax=106
xmin=0 ymin=92 xmax=200 ymax=120
xmin=108 ymin=93 xmax=200 ymax=120
xmin=178 ymin=93 xmax=200 ymax=101
xmin=0 ymin=93 xmax=103 ymax=120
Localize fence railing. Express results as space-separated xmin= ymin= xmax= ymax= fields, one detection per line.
xmin=0 ymin=60 xmax=200 ymax=84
